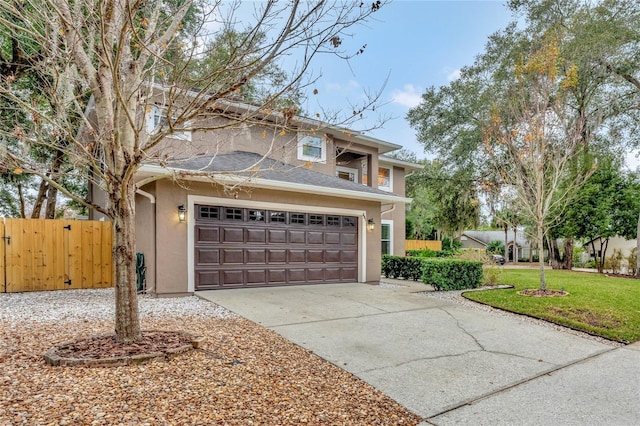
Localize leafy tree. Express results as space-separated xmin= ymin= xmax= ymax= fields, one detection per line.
xmin=0 ymin=0 xmax=386 ymax=343
xmin=486 ymin=240 xmax=505 ymax=255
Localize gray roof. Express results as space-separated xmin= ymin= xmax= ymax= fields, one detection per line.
xmin=462 ymin=230 xmax=530 ymax=247
xmin=166 ymin=151 xmax=405 ymax=200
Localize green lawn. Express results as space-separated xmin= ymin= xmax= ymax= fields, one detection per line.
xmin=464 ymin=269 xmax=640 ymax=343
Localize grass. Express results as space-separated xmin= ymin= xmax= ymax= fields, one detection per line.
xmin=465 ymin=268 xmax=640 ymax=343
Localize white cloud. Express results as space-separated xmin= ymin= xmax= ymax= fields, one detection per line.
xmin=325 ymin=80 xmax=360 ymax=92
xmin=391 ymin=84 xmax=422 ymax=108
xmin=446 ymin=68 xmax=461 ymax=82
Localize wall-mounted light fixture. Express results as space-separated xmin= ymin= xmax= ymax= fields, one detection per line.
xmin=367 ymin=218 xmax=375 ymax=232
xmin=178 ymin=204 xmax=187 ymax=222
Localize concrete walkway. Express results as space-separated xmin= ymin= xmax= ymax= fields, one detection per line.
xmin=198 ymin=282 xmax=640 ymax=425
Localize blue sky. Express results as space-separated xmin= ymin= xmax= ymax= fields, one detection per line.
xmin=302 ymin=0 xmax=515 ymax=159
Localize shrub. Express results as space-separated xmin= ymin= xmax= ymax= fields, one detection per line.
xmin=628 ymin=248 xmax=637 ymax=276
xmin=486 ymin=240 xmax=505 ymax=255
xmin=406 ymin=249 xmax=452 ymax=258
xmin=421 ymin=259 xmax=483 ymax=291
xmin=609 ymin=249 xmax=624 ymax=274
xmin=455 ymin=250 xmax=504 ymax=285
xmin=381 ymin=255 xmax=424 ymax=281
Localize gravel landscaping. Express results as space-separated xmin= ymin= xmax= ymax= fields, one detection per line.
xmin=1 ymin=289 xmax=421 ymax=425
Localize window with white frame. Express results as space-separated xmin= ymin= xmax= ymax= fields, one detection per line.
xmin=297 ymin=134 xmax=326 ymax=162
xmin=146 ymin=105 xmax=191 ymax=141
xmin=336 ymin=166 xmax=358 ymax=183
xmin=381 ymin=220 xmax=393 ymax=255
xmin=378 ymin=166 xmax=392 ymax=191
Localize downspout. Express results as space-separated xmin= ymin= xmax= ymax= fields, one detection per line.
xmin=381 ymin=203 xmax=397 ymax=216
xmin=136 ymin=189 xmax=156 ymax=295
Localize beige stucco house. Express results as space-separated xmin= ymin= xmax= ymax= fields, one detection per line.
xmin=90 ymin=98 xmax=420 ymax=296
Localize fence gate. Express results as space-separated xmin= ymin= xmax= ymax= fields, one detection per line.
xmin=1 ymin=219 xmax=113 ymax=293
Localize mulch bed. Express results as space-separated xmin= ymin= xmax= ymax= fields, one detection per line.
xmin=1 ymin=317 xmax=422 ymax=425
xmin=518 ymin=289 xmax=569 ymax=297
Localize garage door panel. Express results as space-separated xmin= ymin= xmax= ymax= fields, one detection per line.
xmin=289 ymin=230 xmax=306 ymax=244
xmin=246 ymin=249 xmax=266 ymax=264
xmin=267 ymin=249 xmax=287 ymax=263
xmin=341 ymin=233 xmax=357 ymax=246
xmin=268 ymin=229 xmax=287 ymax=243
xmin=197 ymin=270 xmax=220 ymax=287
xmin=268 ymin=269 xmax=287 ymax=284
xmin=325 ymin=232 xmax=341 ymax=244
xmin=195 ymin=205 xmax=359 ymax=290
xmin=223 ymin=228 xmax=244 ymax=243
xmin=246 ymin=269 xmax=266 ymax=284
xmin=222 ymin=249 xmax=244 ymax=264
xmin=307 ymin=250 xmax=324 ymax=263
xmin=196 ymin=226 xmax=220 ymax=244
xmin=341 ymin=251 xmax=357 ymax=263
xmin=341 ymin=267 xmax=358 ymax=280
xmin=289 ymin=269 xmax=306 ymax=282
xmin=307 ymin=231 xmax=324 ymax=244
xmin=222 ymin=270 xmax=244 ymax=285
xmin=325 ymin=250 xmax=341 ymax=262
xmin=325 ymin=268 xmax=341 ymax=281
xmin=246 ymin=228 xmax=266 ymax=243
xmin=289 ymin=250 xmax=306 ymax=263
xmin=196 ymin=249 xmax=219 ymax=265
xmin=307 ymin=268 xmax=325 ymax=281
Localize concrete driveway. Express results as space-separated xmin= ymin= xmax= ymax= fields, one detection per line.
xmin=198 ymin=282 xmax=640 ymax=425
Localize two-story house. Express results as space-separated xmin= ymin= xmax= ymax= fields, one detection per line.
xmin=91 ymin=96 xmax=419 ymax=296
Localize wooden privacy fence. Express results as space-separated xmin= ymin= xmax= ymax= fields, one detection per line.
xmin=405 ymin=239 xmax=442 ymax=252
xmin=1 ymin=218 xmax=113 ymax=293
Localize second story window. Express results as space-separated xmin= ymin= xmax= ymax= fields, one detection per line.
xmin=378 ymin=166 xmax=392 ymax=191
xmin=146 ymin=105 xmax=191 ymax=141
xmin=297 ymin=134 xmax=326 ymax=162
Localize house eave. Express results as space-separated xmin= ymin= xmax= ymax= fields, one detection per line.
xmin=137 ymin=164 xmax=412 ymax=204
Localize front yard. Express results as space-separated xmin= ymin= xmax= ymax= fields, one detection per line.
xmin=465 ymin=269 xmax=640 ymax=343
xmin=0 ymin=289 xmax=420 ymax=425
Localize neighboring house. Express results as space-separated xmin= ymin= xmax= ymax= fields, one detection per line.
xmin=89 ymin=97 xmax=420 ymax=296
xmin=584 ymin=236 xmax=637 ymax=260
xmin=460 ymin=230 xmax=534 ymax=262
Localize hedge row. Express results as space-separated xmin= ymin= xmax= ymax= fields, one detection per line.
xmin=382 ymin=255 xmax=483 ymax=291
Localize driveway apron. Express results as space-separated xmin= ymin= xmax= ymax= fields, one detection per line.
xmin=198 ymin=283 xmax=640 ymax=425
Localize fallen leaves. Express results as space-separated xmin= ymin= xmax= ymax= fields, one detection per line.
xmin=1 ymin=314 xmax=421 ymax=425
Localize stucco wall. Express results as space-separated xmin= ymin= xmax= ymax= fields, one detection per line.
xmin=143 ymin=179 xmax=382 ymax=295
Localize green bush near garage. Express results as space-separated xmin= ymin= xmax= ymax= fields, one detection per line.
xmin=382 ymin=255 xmax=424 ymax=281
xmin=421 ymin=259 xmax=483 ymax=291
xmin=382 ymin=255 xmax=483 ymax=290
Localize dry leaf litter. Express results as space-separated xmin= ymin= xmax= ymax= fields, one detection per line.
xmin=1 ymin=289 xmax=421 ymax=425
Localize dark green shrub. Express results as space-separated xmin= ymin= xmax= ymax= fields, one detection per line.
xmin=421 ymin=259 xmax=483 ymax=291
xmin=381 ymin=255 xmax=424 ymax=281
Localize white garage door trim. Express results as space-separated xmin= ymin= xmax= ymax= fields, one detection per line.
xmin=187 ymin=195 xmax=367 ymax=292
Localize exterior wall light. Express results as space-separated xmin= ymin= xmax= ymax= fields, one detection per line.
xmin=367 ymin=218 xmax=375 ymax=232
xmin=178 ymin=204 xmax=187 ymax=222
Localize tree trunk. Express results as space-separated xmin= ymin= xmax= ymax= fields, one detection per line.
xmin=44 ymin=150 xmax=65 ymax=219
xmin=636 ymin=212 xmax=640 ymax=278
xmin=111 ymin=180 xmax=141 ymax=343
xmin=537 ymin=222 xmax=546 ymax=290
xmin=550 ymin=238 xmax=560 ymax=269
xmin=513 ymin=226 xmax=518 ymax=264
xmin=601 ymin=238 xmax=610 ymax=273
xmin=504 ymin=226 xmax=508 ymax=260
xmin=31 ymin=180 xmax=47 ymax=218
xmin=563 ymin=238 xmax=573 ymax=270
xmin=17 ymin=182 xmax=26 ymax=218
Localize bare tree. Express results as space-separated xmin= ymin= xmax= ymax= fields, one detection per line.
xmin=0 ymin=0 xmax=386 ymax=343
xmin=483 ymin=36 xmax=595 ymax=290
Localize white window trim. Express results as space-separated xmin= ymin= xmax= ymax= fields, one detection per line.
xmin=297 ymin=133 xmax=326 ymax=163
xmin=381 ymin=219 xmax=393 ymax=256
xmin=378 ymin=166 xmax=393 ymax=192
xmin=336 ymin=166 xmax=359 ymax=183
xmin=146 ymin=105 xmax=192 ymax=141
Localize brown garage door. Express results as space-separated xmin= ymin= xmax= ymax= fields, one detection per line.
xmin=194 ymin=205 xmax=358 ymax=290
